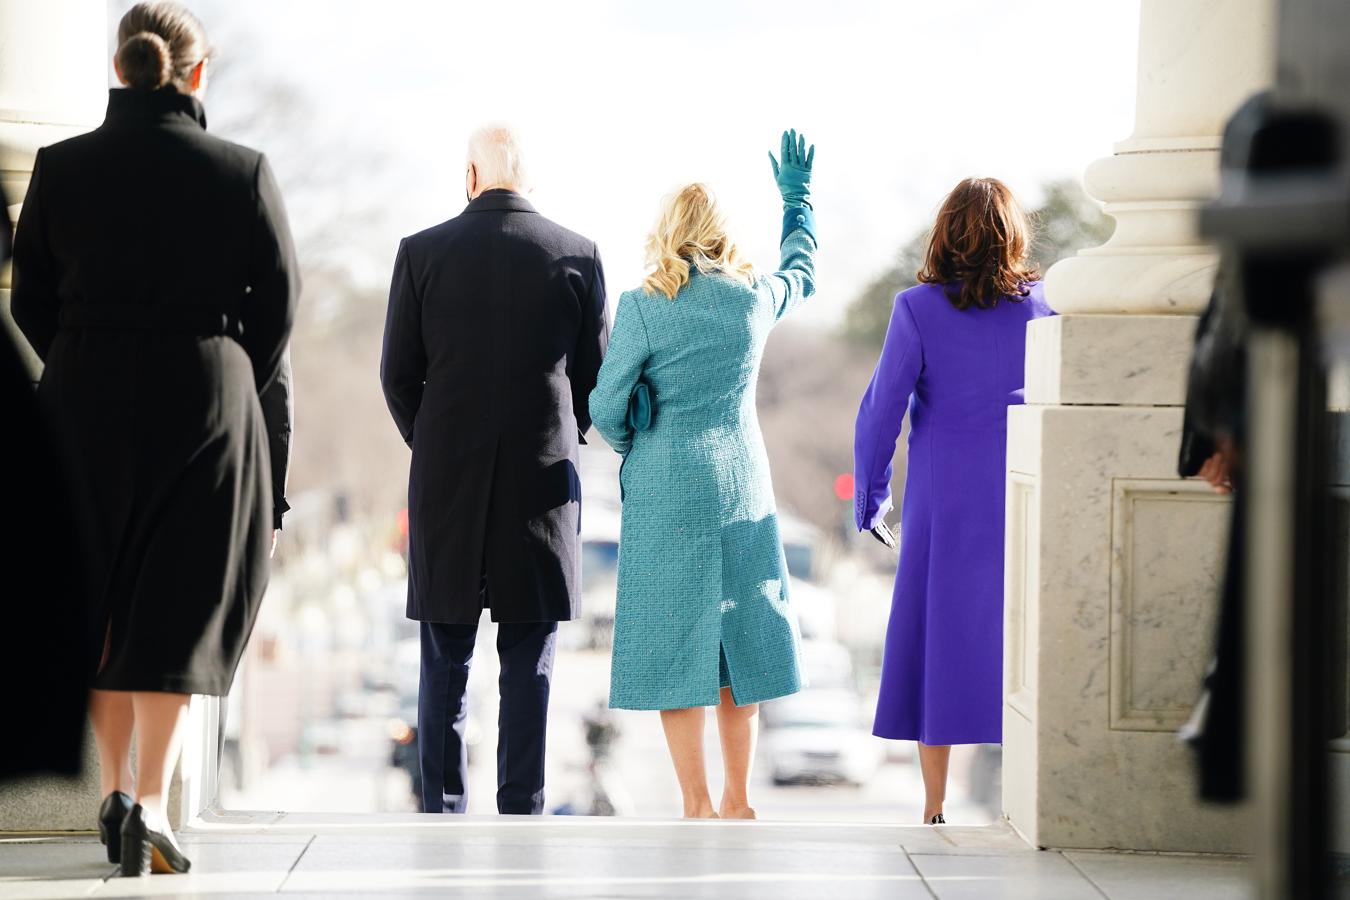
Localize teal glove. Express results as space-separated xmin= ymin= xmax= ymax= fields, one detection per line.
xmin=768 ymin=128 xmax=815 ymax=209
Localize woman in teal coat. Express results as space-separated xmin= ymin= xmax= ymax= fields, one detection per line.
xmin=590 ymin=131 xmax=816 ymax=818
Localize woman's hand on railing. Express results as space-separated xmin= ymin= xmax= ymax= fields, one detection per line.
xmin=769 ymin=129 xmax=815 ymax=210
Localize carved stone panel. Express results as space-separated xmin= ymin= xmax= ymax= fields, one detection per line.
xmin=1109 ymin=480 xmax=1230 ymax=732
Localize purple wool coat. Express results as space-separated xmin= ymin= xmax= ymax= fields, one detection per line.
xmin=853 ymin=280 xmax=1053 ymax=745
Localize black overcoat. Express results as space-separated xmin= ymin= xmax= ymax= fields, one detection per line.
xmin=10 ymin=88 xmax=298 ymax=696
xmin=381 ymin=190 xmax=607 ymax=624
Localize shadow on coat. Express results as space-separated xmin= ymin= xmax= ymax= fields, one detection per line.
xmin=483 ymin=455 xmax=583 ymax=623
xmin=716 ymin=514 xmax=800 ymax=706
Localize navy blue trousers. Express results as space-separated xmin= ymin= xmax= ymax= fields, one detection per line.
xmin=417 ymin=619 xmax=557 ymax=814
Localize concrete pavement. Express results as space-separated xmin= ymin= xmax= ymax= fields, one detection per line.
xmin=0 ymin=814 xmax=1251 ymax=899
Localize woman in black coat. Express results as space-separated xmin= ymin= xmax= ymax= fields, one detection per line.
xmin=11 ymin=2 xmax=297 ymax=875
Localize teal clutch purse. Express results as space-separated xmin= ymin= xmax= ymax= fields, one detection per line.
xmin=627 ymin=380 xmax=653 ymax=431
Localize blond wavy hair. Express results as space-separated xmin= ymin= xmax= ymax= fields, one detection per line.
xmin=643 ymin=183 xmax=756 ymax=300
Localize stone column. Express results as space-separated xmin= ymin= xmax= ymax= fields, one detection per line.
xmin=0 ymin=0 xmax=106 ymax=366
xmin=1002 ymin=0 xmax=1274 ymax=852
xmin=0 ymin=0 xmax=142 ymax=832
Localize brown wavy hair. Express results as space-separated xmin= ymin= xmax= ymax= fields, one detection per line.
xmin=917 ymin=177 xmax=1039 ymax=311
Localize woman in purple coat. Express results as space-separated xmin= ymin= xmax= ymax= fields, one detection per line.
xmin=853 ymin=178 xmax=1052 ymax=824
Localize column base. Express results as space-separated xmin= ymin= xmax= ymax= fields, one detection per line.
xmin=0 ymin=725 xmax=185 ymax=831
xmin=1003 ymin=401 xmax=1250 ymax=852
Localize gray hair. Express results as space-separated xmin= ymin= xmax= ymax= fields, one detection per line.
xmin=467 ymin=124 xmax=529 ymax=192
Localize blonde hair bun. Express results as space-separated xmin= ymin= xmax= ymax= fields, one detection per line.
xmin=116 ymin=31 xmax=173 ymax=91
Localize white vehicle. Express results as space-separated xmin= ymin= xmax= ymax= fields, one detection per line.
xmin=797 ymin=640 xmax=855 ymax=691
xmin=574 ymin=498 xmax=622 ymax=650
xmin=777 ymin=512 xmax=823 ymax=583
xmin=762 ymin=688 xmax=885 ymax=786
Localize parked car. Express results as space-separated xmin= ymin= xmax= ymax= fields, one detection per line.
xmin=387 ymin=701 xmax=421 ymax=808
xmin=761 ymin=640 xmax=856 ymax=734
xmin=967 ymin=743 xmax=1003 ymax=814
xmin=571 ymin=501 xmax=621 ymax=651
xmin=386 ymin=635 xmax=496 ymax=809
xmin=761 ymin=688 xmax=885 ymax=786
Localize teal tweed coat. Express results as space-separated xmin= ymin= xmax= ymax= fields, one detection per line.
xmin=589 ymin=224 xmax=816 ymax=710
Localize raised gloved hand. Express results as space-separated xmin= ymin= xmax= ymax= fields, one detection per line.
xmin=768 ymin=128 xmax=815 ymax=209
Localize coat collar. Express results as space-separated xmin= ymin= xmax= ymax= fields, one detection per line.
xmin=464 ymin=189 xmax=537 ymax=215
xmin=104 ymin=88 xmax=208 ymax=131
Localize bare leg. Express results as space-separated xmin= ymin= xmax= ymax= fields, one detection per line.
xmin=659 ymin=706 xmax=716 ymax=818
xmin=715 ymin=687 xmax=758 ymax=819
xmin=917 ymin=742 xmax=952 ymax=823
xmin=89 ymin=689 xmax=135 ymax=799
xmin=131 ymin=692 xmax=191 ymax=824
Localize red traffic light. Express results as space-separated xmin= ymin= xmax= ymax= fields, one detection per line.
xmin=834 ymin=473 xmax=855 ymax=501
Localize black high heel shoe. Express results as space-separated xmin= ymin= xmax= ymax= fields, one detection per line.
xmin=97 ymin=791 xmax=133 ymax=864
xmin=118 ymin=804 xmax=192 ymax=876
xmin=929 ymin=813 xmax=946 ymax=825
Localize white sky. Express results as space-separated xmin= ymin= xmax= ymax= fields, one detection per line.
xmin=132 ymin=0 xmax=1143 ymax=325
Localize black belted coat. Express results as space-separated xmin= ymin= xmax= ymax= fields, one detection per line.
xmin=10 ymin=88 xmax=298 ymax=696
xmin=381 ymin=190 xmax=607 ymax=624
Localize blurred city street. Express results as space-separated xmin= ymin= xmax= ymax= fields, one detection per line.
xmin=217 ymin=446 xmax=999 ymax=826
xmin=143 ymin=0 xmax=1132 ymax=833
xmin=221 ymin=640 xmax=998 ymax=825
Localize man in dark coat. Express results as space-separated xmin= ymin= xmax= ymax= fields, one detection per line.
xmin=380 ymin=125 xmax=608 ymax=814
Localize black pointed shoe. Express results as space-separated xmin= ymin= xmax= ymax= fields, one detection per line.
xmin=118 ymin=804 xmax=192 ymax=876
xmin=97 ymin=791 xmax=133 ymax=864
xmin=929 ymin=813 xmax=946 ymax=825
